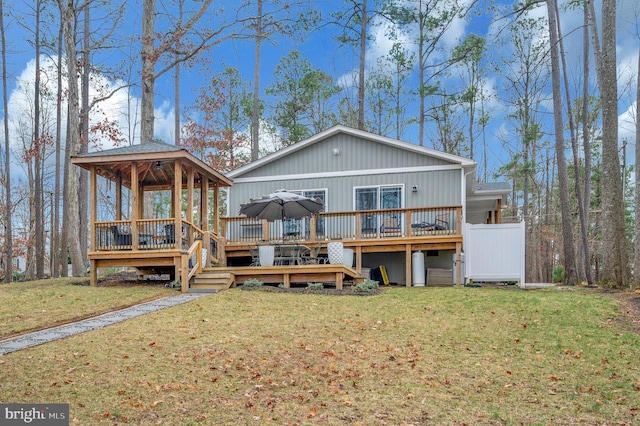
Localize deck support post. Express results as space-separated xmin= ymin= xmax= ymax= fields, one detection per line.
xmin=455 ymin=242 xmax=462 ymax=287
xmin=405 ymin=245 xmax=412 ymax=287
xmin=90 ymin=260 xmax=97 ymax=286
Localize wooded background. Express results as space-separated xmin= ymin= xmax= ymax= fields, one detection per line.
xmin=0 ymin=0 xmax=638 ymax=289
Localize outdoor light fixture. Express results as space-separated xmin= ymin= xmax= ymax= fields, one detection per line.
xmin=412 ymin=185 xmax=418 ymax=193
xmin=155 ymin=161 xmax=162 ymax=167
xmin=332 ymin=148 xmax=340 ymax=156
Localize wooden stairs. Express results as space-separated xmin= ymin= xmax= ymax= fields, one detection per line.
xmin=188 ymin=270 xmax=235 ymax=293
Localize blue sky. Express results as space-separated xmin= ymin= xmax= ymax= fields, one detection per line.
xmin=2 ymin=0 xmax=639 ymax=183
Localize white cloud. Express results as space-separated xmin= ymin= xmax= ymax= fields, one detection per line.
xmin=6 ymin=55 xmax=180 ymax=156
xmin=153 ymin=100 xmax=176 ymax=144
xmin=619 ymin=101 xmax=636 ymax=144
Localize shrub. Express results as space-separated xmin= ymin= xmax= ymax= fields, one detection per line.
xmin=165 ymin=280 xmax=181 ymax=289
xmin=307 ymin=282 xmax=324 ymax=290
xmin=243 ymin=278 xmax=264 ymax=287
xmin=552 ymin=265 xmax=565 ymax=283
xmin=353 ymin=278 xmax=379 ymax=293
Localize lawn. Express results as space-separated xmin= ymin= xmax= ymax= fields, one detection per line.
xmin=1 ymin=283 xmax=639 ymax=425
xmin=0 ymin=277 xmax=176 ymax=338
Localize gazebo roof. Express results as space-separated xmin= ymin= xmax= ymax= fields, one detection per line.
xmin=71 ymin=142 xmax=233 ymax=189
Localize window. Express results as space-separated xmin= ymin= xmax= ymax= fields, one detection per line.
xmin=285 ymin=189 xmax=327 ymax=238
xmin=355 ymin=185 xmax=403 ymax=233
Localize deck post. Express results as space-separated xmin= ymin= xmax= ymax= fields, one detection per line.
xmin=405 ymin=245 xmax=412 ymax=287
xmin=90 ymin=259 xmax=97 ymax=286
xmin=131 ymin=162 xmax=140 ymax=248
xmin=283 ymin=273 xmax=290 ymax=288
xmin=455 ymin=242 xmax=462 ymax=287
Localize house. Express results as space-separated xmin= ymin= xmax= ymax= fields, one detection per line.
xmin=72 ymin=126 xmax=520 ymax=292
xmin=224 ymin=125 xmax=514 ymax=287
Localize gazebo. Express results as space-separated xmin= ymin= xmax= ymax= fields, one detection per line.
xmin=71 ymin=142 xmax=233 ymax=291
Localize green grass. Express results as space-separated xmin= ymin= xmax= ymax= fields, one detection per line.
xmin=0 ymin=278 xmax=175 ymax=338
xmin=1 ymin=285 xmax=639 ymax=425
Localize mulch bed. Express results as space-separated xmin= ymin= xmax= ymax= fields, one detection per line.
xmin=239 ymin=284 xmax=382 ymax=296
xmin=75 ymin=271 xmax=172 ymax=288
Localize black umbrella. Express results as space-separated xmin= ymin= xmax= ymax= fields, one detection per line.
xmin=239 ymin=190 xmax=324 ymax=221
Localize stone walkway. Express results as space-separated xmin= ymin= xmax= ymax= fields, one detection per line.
xmin=0 ymin=293 xmax=209 ymax=355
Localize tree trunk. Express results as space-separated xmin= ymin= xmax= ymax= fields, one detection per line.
xmin=141 ymin=0 xmax=155 ymax=143
xmin=556 ymin=0 xmax=589 ymax=284
xmin=547 ymin=0 xmax=577 ymax=285
xmin=597 ymin=0 xmax=629 ymax=288
xmin=251 ymin=0 xmax=262 ymax=161
xmin=174 ymin=0 xmax=183 ymax=145
xmin=581 ymin=1 xmax=593 ymax=285
xmin=52 ymin=16 xmax=64 ymax=278
xmin=59 ymin=0 xmax=86 ymax=276
xmin=357 ymin=0 xmax=367 ymax=130
xmin=633 ymin=42 xmax=640 ymax=289
xmin=0 ymin=0 xmax=12 ymax=282
xmin=79 ymin=1 xmax=90 ymax=266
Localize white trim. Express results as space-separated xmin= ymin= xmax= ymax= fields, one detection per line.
xmin=467 ymin=194 xmax=506 ymax=202
xmin=231 ymin=164 xmax=462 ymax=184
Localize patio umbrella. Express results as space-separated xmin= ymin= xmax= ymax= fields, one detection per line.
xmin=239 ymin=189 xmax=324 ymax=221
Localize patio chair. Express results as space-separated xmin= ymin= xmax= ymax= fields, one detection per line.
xmin=411 ymin=213 xmax=450 ymax=232
xmin=110 ymin=225 xmax=132 ymax=247
xmin=380 ymin=217 xmax=402 ymax=235
xmin=164 ymin=223 xmax=188 ymax=247
xmin=248 ymin=246 xmax=260 ymax=266
xmin=301 ymin=245 xmax=328 ymax=264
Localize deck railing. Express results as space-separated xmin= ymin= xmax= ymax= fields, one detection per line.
xmin=221 ymin=205 xmax=462 ymax=245
xmin=95 ymin=218 xmax=218 ymax=255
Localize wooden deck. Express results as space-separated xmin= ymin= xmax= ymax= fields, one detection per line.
xmin=88 ymin=206 xmax=465 ymax=291
xmin=212 ymin=264 xmax=365 ymax=290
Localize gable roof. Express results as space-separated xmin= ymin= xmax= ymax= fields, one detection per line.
xmin=71 ymin=141 xmax=233 ymax=188
xmin=75 ymin=141 xmax=185 ymax=157
xmin=227 ymin=125 xmax=476 ymax=178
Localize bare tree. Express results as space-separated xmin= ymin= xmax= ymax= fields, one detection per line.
xmin=0 ymin=0 xmax=12 ymax=282
xmin=588 ymin=0 xmax=630 ymax=288
xmin=580 ymin=1 xmax=593 ymax=285
xmin=547 ymin=0 xmax=577 ymax=285
xmin=141 ymin=0 xmax=259 ymax=143
xmin=634 ymin=24 xmax=640 ymax=289
xmin=555 ymin=0 xmax=589 ymax=284
xmin=386 ymin=0 xmax=479 ymax=147
xmin=51 ymin=14 xmax=64 ymax=278
xmin=247 ymin=0 xmax=318 ymax=160
xmin=332 ymin=0 xmax=377 ymax=131
xmin=58 ymin=0 xmax=85 ymax=275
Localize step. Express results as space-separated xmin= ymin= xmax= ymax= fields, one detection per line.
xmin=188 ymin=288 xmax=218 ymax=294
xmin=189 ymin=271 xmax=234 ymax=292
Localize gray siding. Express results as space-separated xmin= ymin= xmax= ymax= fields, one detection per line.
xmin=228 ymin=169 xmax=461 ymax=216
xmin=238 ymin=133 xmax=452 ymax=179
